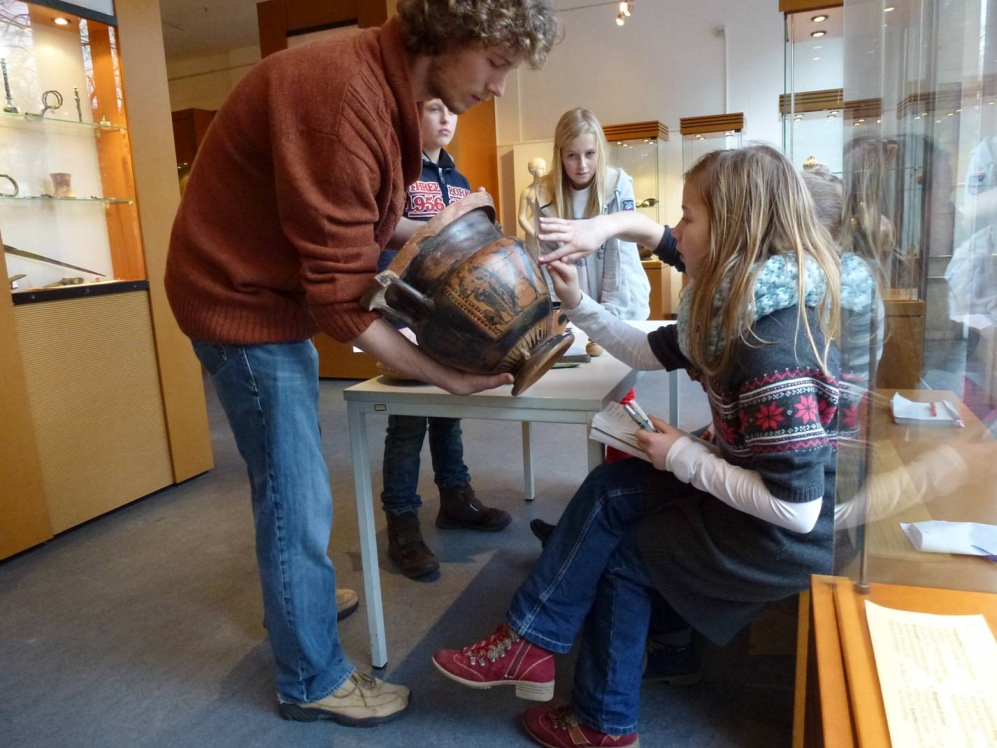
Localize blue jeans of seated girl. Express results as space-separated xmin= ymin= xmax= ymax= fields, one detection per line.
xmin=381 ymin=415 xmax=471 ymax=516
xmin=506 ymin=460 xmax=659 ymax=735
xmin=191 ymin=339 xmax=353 ymax=704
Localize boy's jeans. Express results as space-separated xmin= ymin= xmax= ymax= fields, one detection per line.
xmin=381 ymin=415 xmax=470 ymax=515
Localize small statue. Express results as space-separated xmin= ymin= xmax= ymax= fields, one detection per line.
xmin=518 ymin=157 xmax=549 ymax=257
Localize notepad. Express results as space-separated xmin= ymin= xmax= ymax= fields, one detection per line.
xmin=589 ymin=402 xmax=649 ymax=461
xmin=890 ymin=393 xmax=960 ymax=427
xmin=899 ymin=520 xmax=997 ymax=556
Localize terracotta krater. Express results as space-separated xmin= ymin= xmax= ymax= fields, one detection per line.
xmin=362 ymin=193 xmax=573 ymax=395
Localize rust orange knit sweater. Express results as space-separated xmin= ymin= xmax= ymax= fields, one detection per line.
xmin=165 ymin=18 xmax=422 ymax=344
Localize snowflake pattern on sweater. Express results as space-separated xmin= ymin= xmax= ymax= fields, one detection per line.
xmin=708 ymin=366 xmax=839 ymax=466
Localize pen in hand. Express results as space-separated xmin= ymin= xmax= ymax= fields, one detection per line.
xmin=623 ymin=403 xmax=658 ymax=433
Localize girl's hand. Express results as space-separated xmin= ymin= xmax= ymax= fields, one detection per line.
xmin=635 ymin=415 xmax=685 ymax=471
xmin=545 ymin=260 xmax=583 ymax=310
xmin=538 ymin=216 xmax=609 ymax=264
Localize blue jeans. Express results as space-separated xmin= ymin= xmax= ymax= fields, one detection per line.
xmin=507 ymin=460 xmax=659 ymax=735
xmin=381 ymin=415 xmax=471 ymax=515
xmin=191 ymin=340 xmax=353 ymax=704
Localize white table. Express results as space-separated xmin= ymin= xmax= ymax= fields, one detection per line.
xmin=344 ymin=321 xmax=678 ymax=667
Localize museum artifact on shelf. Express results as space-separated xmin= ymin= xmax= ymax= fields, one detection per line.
xmin=362 ymin=192 xmax=573 ymax=395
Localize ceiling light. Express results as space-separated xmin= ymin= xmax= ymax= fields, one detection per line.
xmin=813 ymin=45 xmax=822 ymax=49
xmin=619 ymin=1 xmax=632 ymax=17
xmin=53 ymin=16 xmax=69 ymax=25
xmin=813 ymin=57 xmax=821 ymax=61
xmin=885 ymin=6 xmax=895 ymax=11
xmin=811 ymin=14 xmax=828 ymax=22
xmin=811 ymin=30 xmax=826 ymax=38
xmin=616 ymin=13 xmax=625 ymax=26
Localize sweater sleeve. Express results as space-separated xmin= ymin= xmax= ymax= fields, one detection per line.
xmin=653 ymin=226 xmax=685 ymax=272
xmin=271 ymin=85 xmax=389 ymax=342
xmin=646 ymin=324 xmax=692 ymax=371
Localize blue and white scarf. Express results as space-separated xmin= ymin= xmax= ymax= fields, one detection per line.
xmin=677 ymin=254 xmax=828 ymax=359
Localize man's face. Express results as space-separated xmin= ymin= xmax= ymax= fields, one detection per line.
xmin=426 ymin=46 xmax=521 ymax=114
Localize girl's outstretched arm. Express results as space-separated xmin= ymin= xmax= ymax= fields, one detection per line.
xmin=539 ymin=212 xmax=665 ymax=264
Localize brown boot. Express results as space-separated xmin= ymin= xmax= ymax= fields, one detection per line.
xmin=436 ymin=485 xmax=512 ymax=532
xmin=386 ymin=511 xmax=439 ymax=578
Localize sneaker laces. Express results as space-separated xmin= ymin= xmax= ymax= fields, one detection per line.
xmin=547 ymin=705 xmax=577 ymax=731
xmin=351 ymin=671 xmax=378 ymax=691
xmin=462 ymin=624 xmax=518 ymax=666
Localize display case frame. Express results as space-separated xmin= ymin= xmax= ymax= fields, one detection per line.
xmin=679 ymin=113 xmax=744 ymax=170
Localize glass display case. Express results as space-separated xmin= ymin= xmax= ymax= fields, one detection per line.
xmin=830 ymin=0 xmax=997 ymax=602
xmin=1 ymin=0 xmax=145 ymax=293
xmin=782 ymin=4 xmax=844 ymax=173
xmin=0 ymin=0 xmax=209 ymax=553
xmin=679 ymin=113 xmax=744 ymax=170
xmin=602 ymin=120 xmax=675 ymax=317
xmin=603 ymin=120 xmax=668 ymax=229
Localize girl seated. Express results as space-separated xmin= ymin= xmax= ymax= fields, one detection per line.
xmin=432 ymin=145 xmax=841 ymax=748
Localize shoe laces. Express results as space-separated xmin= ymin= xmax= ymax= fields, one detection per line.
xmin=547 ymin=705 xmax=578 ymax=731
xmin=462 ymin=624 xmax=518 ymax=666
xmin=351 ymin=671 xmax=378 ymax=691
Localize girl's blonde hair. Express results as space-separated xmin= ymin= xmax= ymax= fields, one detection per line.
xmin=683 ymin=144 xmax=841 ymax=378
xmin=546 ymin=107 xmax=608 ymax=221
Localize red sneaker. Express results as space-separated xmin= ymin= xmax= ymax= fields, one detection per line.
xmin=523 ymin=705 xmax=640 ymax=747
xmin=432 ymin=624 xmax=555 ymax=701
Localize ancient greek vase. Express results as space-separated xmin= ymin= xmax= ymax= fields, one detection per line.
xmin=362 ymin=192 xmax=573 ymax=395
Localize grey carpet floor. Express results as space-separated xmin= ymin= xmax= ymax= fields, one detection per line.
xmin=0 ymin=368 xmax=795 ymax=747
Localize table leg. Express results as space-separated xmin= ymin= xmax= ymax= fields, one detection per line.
xmin=522 ymin=421 xmax=535 ymax=501
xmin=587 ymin=422 xmax=604 ymax=473
xmin=348 ymin=403 xmax=388 ymax=668
xmin=669 ymin=369 xmax=680 ymax=428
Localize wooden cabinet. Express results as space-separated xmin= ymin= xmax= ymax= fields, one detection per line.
xmin=0 ymin=0 xmax=212 ymax=560
xmin=171 ymin=108 xmax=216 ymax=168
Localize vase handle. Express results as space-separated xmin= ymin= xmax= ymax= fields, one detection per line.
xmin=361 ymin=271 xmax=434 ymax=329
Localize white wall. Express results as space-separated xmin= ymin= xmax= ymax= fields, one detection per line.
xmin=166 ymin=44 xmax=260 ymax=112
xmin=496 ymin=0 xmax=786 ymax=230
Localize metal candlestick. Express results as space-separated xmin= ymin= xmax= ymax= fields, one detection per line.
xmin=1 ymin=58 xmax=18 ymax=113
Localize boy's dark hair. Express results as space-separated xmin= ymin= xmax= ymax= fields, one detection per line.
xmin=397 ymin=0 xmax=561 ymax=69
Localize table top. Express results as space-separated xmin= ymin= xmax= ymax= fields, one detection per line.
xmin=343 ymin=320 xmax=673 ymax=412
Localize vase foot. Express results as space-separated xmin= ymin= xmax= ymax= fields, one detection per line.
xmin=511 ymin=332 xmax=575 ymax=396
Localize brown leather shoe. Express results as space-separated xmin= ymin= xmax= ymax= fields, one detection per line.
xmin=386 ymin=511 xmax=439 ymax=578
xmin=436 ymin=485 xmax=511 ymax=532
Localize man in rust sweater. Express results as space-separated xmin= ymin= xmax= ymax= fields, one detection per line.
xmin=165 ymin=0 xmax=559 ymax=730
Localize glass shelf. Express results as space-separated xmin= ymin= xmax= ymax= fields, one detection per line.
xmin=0 ymin=109 xmax=126 ymax=133
xmin=0 ymin=195 xmax=134 ymax=205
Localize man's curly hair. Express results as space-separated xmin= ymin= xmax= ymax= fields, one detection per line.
xmin=397 ymin=0 xmax=561 ymax=69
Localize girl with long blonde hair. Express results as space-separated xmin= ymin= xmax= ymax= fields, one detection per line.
xmin=538 ymin=107 xmax=650 ymax=319
xmin=433 ymin=145 xmax=841 ymax=748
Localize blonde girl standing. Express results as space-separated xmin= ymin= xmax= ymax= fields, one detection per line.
xmin=539 ymin=107 xmax=650 ymax=320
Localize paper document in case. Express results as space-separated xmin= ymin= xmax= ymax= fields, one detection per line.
xmin=891 ymin=393 xmax=959 ymax=427
xmin=864 ymin=600 xmax=997 ymax=748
